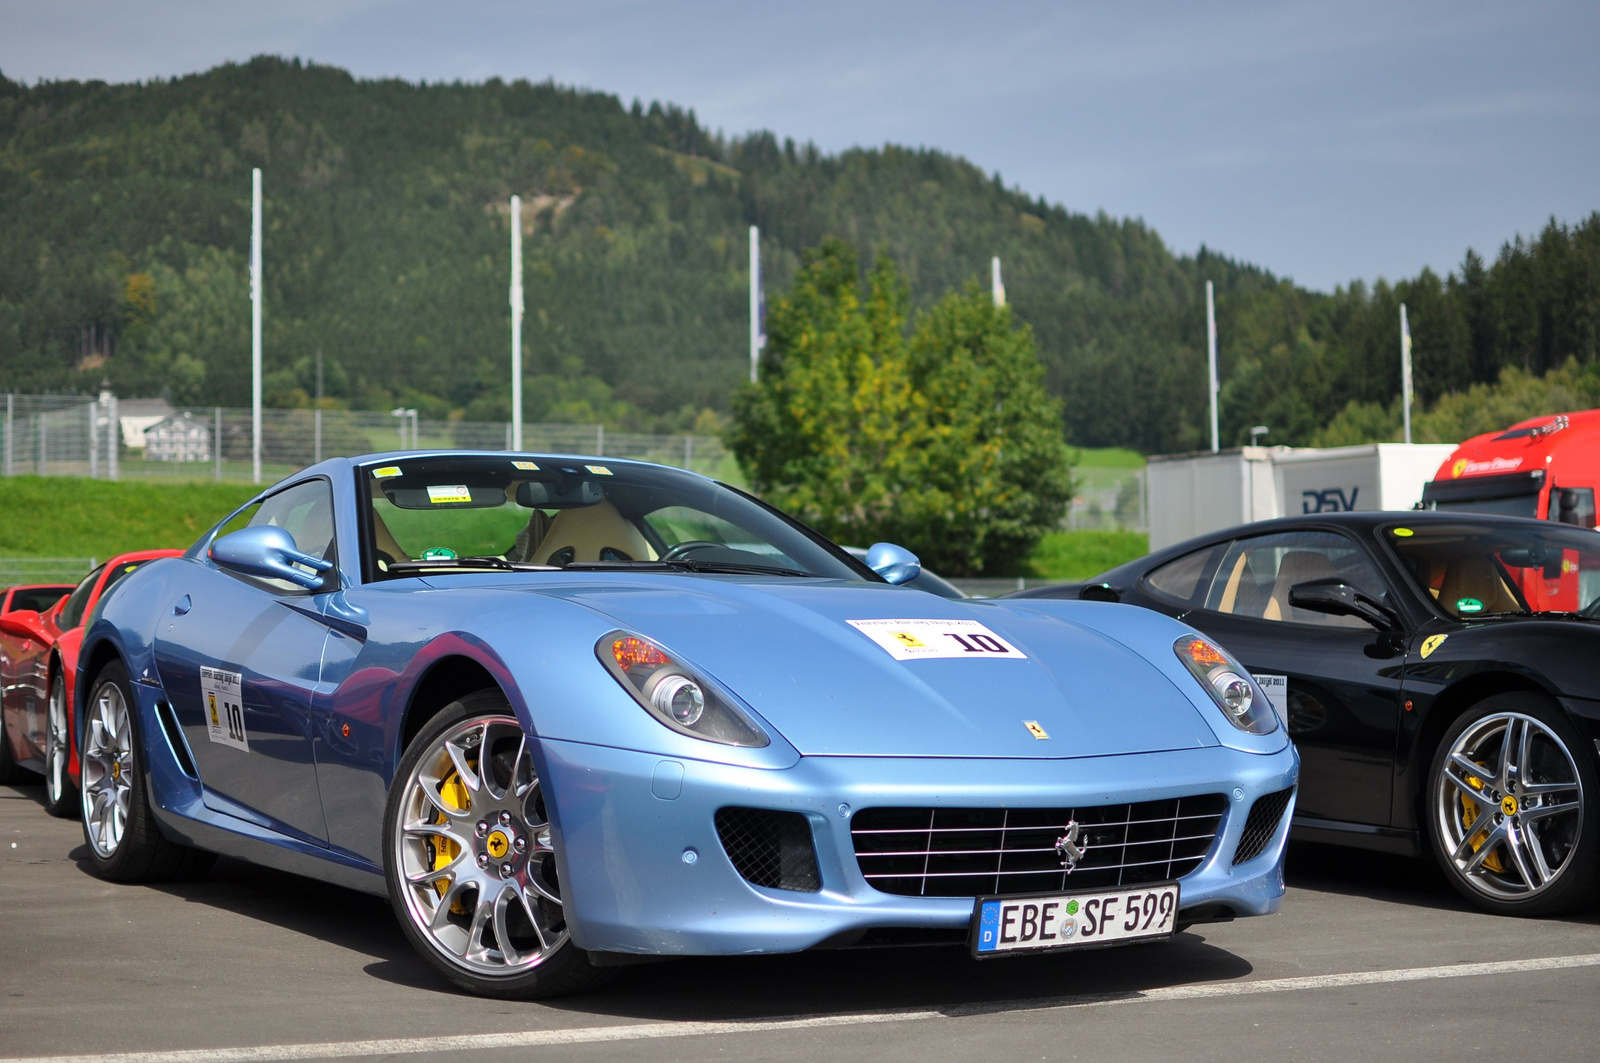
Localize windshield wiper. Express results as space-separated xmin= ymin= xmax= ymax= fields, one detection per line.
xmin=562 ymin=558 xmax=813 ymax=578
xmin=388 ymin=556 xmax=556 ymax=573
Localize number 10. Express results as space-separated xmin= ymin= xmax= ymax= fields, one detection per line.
xmin=944 ymin=632 xmax=1009 ymax=653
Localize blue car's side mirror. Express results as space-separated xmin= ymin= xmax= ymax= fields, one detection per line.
xmin=210 ymin=526 xmax=333 ymax=590
xmin=864 ymin=542 xmax=922 ymax=586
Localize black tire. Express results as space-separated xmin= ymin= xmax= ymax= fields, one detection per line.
xmin=1425 ymin=692 xmax=1600 ymax=916
xmin=42 ymin=670 xmax=77 ymax=818
xmin=383 ymin=689 xmax=614 ymax=999
xmin=79 ymin=660 xmax=214 ymax=882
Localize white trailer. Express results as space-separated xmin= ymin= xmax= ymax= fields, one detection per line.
xmin=1145 ymin=443 xmax=1456 ymax=552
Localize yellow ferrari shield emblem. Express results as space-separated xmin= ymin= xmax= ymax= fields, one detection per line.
xmin=1419 ymin=634 xmax=1448 ymax=659
xmin=892 ymin=631 xmax=925 ymax=649
xmin=1024 ymin=721 xmax=1049 ymax=740
xmin=208 ymin=693 xmax=219 ymax=726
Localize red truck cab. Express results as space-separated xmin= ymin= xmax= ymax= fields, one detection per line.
xmin=1421 ymin=409 xmax=1599 ymax=611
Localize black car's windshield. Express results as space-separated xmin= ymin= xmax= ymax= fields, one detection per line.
xmin=1385 ymin=521 xmax=1600 ymax=619
xmin=357 ymin=455 xmax=865 ymax=583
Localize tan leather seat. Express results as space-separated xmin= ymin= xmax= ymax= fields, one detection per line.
xmin=530 ymin=501 xmax=654 ymax=566
xmin=1263 ymin=551 xmax=1361 ymax=626
xmin=1438 ymin=555 xmax=1521 ymax=616
xmin=370 ymin=509 xmax=409 ymax=563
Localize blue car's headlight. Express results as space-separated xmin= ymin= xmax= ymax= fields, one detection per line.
xmin=1173 ymin=635 xmax=1279 ymax=736
xmin=597 ymin=631 xmax=770 ymax=747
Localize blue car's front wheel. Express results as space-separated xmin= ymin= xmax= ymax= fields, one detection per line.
xmin=384 ymin=690 xmax=612 ymax=998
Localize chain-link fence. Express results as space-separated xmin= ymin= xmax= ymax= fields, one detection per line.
xmin=1067 ymin=466 xmax=1147 ymax=532
xmin=0 ymin=395 xmax=727 ymax=484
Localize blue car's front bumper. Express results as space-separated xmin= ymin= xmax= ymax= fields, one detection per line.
xmin=540 ymin=738 xmax=1298 ymax=956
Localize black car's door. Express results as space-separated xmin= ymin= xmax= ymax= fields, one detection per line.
xmin=152 ymin=479 xmax=337 ymax=843
xmin=1178 ymin=529 xmax=1406 ymax=826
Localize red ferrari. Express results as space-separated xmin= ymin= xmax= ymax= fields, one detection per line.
xmin=1 ymin=583 xmax=75 ymax=616
xmin=0 ymin=551 xmax=182 ymax=814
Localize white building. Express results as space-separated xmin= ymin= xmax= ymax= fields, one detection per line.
xmin=144 ymin=411 xmax=211 ymax=462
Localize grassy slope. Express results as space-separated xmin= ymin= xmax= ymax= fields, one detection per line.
xmin=1022 ymin=447 xmax=1150 ymax=580
xmin=0 ymin=477 xmax=258 ymax=557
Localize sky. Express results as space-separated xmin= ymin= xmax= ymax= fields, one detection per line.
xmin=2 ymin=0 xmax=1596 ymax=292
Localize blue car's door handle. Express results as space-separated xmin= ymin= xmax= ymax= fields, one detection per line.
xmin=172 ymin=595 xmax=192 ymax=616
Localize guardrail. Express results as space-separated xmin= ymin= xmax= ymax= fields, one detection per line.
xmin=0 ymin=557 xmax=97 ymax=587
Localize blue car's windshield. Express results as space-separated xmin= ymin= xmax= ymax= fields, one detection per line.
xmin=358 ymin=455 xmax=867 ymax=583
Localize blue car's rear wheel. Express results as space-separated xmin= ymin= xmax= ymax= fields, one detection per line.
xmin=80 ymin=660 xmax=212 ymax=881
xmin=384 ymin=690 xmax=612 ymax=998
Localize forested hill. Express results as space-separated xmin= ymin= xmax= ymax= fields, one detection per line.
xmin=1 ymin=56 xmax=1596 ymax=453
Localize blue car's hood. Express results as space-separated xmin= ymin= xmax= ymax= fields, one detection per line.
xmin=531 ymin=577 xmax=1220 ymax=759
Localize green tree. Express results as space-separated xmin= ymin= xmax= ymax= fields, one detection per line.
xmin=729 ymin=239 xmax=1072 ymax=575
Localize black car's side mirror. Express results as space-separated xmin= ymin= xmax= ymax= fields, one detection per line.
xmin=1288 ymin=578 xmax=1401 ymax=633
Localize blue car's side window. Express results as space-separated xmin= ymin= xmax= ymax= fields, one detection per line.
xmin=221 ymin=478 xmax=337 ymax=594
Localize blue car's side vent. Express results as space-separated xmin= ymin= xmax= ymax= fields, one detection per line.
xmin=714 ymin=808 xmax=821 ymax=892
xmin=153 ymin=700 xmax=198 ymax=779
xmin=1232 ymin=787 xmax=1295 ymax=865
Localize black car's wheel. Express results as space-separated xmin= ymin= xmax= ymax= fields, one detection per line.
xmin=80 ymin=661 xmax=213 ymax=882
xmin=42 ymin=672 xmax=76 ymax=817
xmin=383 ymin=690 xmax=612 ymax=999
xmin=1426 ymin=693 xmax=1600 ymax=915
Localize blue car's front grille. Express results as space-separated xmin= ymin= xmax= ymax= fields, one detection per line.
xmin=851 ymin=796 xmax=1228 ymax=897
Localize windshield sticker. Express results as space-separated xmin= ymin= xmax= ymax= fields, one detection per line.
xmin=200 ymin=667 xmax=248 ymax=752
xmin=1419 ymin=634 xmax=1448 ymax=659
xmin=426 ymin=485 xmax=473 ymax=504
xmin=512 ymin=461 xmax=540 ymax=471
xmin=371 ymin=466 xmax=402 ymax=478
xmin=848 ymin=618 xmax=1027 ymax=661
xmin=1456 ymin=597 xmax=1485 ymax=614
xmin=420 ymin=547 xmax=458 ymax=560
xmin=1253 ymin=674 xmax=1288 ymax=718
xmin=585 ymin=465 xmax=613 ymax=476
xmin=1392 ymin=527 xmax=1414 ymax=537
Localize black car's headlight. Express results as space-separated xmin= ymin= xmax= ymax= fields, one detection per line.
xmin=1173 ymin=635 xmax=1279 ymax=736
xmin=597 ymin=631 xmax=770 ymax=747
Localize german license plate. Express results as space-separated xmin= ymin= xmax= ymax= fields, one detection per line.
xmin=971 ymin=882 xmax=1179 ymax=956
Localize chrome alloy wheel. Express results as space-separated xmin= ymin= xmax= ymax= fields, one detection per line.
xmin=45 ymin=677 xmax=70 ymax=805
xmin=81 ymin=678 xmax=133 ymax=857
xmin=393 ymin=715 xmax=567 ymax=977
xmin=1433 ymin=711 xmax=1584 ymax=901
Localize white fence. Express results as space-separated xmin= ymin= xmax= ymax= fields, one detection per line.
xmin=0 ymin=395 xmax=727 ymax=483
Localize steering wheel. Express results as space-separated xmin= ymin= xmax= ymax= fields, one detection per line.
xmin=661 ymin=540 xmax=722 ymax=562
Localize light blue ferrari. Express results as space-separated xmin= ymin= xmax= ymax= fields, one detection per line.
xmin=78 ymin=452 xmax=1298 ymax=997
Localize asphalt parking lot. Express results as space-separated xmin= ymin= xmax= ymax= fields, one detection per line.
xmin=4 ymin=780 xmax=1600 ymax=1063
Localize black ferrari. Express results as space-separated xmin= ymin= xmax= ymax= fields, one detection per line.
xmin=1013 ymin=511 xmax=1600 ymax=915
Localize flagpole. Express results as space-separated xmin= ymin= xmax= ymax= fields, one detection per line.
xmin=1206 ymin=280 xmax=1219 ymax=453
xmin=991 ymin=257 xmax=1005 ymax=307
xmin=749 ymin=226 xmax=761 ymax=383
xmin=1400 ymin=303 xmax=1413 ymax=444
xmin=510 ymin=195 xmax=524 ymax=450
xmin=250 ymin=168 xmax=262 ymax=484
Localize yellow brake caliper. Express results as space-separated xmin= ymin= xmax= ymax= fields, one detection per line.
xmin=431 ymin=769 xmax=473 ymax=913
xmin=1460 ymin=762 xmax=1505 ymax=873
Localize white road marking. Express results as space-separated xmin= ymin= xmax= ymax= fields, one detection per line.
xmin=12 ymin=951 xmax=1600 ymax=1063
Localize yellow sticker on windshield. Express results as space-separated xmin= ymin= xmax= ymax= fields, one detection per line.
xmin=1392 ymin=527 xmax=1414 ymax=537
xmin=371 ymin=466 xmax=402 ymax=478
xmin=1419 ymin=634 xmax=1448 ymax=659
xmin=426 ymin=485 xmax=472 ymax=504
xmin=585 ymin=465 xmax=613 ymax=476
xmin=512 ymin=461 xmax=539 ymax=471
